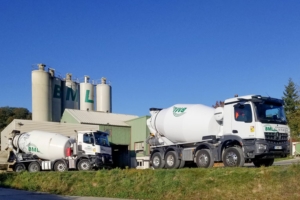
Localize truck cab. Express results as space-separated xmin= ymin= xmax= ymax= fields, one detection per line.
xmin=77 ymin=131 xmax=112 ymax=168
xmin=222 ymin=95 xmax=290 ymax=165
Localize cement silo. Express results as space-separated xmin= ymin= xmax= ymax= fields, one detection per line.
xmin=62 ymin=73 xmax=79 ymax=110
xmin=49 ymin=68 xmax=62 ymax=122
xmin=80 ymin=76 xmax=94 ymax=111
xmin=96 ymin=77 xmax=111 ymax=113
xmin=32 ymin=64 xmax=51 ymax=121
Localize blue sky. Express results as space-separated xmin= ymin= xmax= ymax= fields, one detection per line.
xmin=0 ymin=1 xmax=300 ymax=117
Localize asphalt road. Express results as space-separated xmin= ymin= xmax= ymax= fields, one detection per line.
xmin=0 ymin=187 xmax=130 ymax=200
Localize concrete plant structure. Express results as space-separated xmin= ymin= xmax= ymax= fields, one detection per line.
xmin=1 ymin=63 xmax=151 ymax=170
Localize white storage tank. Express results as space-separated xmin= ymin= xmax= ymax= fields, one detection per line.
xmin=63 ymin=73 xmax=79 ymax=110
xmin=13 ymin=130 xmax=71 ymax=161
xmin=49 ymin=68 xmax=62 ymax=122
xmin=80 ymin=76 xmax=94 ymax=111
xmin=96 ymin=77 xmax=111 ymax=113
xmin=148 ymin=104 xmax=221 ymax=143
xmin=32 ymin=64 xmax=51 ymax=121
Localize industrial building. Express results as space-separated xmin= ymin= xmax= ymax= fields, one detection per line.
xmin=0 ymin=64 xmax=150 ymax=169
xmin=60 ymin=109 xmax=150 ymax=168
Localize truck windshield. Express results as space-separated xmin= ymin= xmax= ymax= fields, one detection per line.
xmin=254 ymin=101 xmax=287 ymax=125
xmin=93 ymin=132 xmax=110 ymax=147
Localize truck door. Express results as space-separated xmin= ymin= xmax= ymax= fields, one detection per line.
xmin=231 ymin=102 xmax=256 ymax=139
xmin=82 ymin=133 xmax=96 ymax=155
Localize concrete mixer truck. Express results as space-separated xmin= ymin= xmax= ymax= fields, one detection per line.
xmin=3 ymin=130 xmax=112 ymax=172
xmin=146 ymin=95 xmax=290 ymax=169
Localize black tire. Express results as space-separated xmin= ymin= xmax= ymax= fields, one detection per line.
xmin=54 ymin=160 xmax=68 ymax=172
xmin=222 ymin=146 xmax=245 ymax=167
xmin=195 ymin=149 xmax=214 ymax=168
xmin=253 ymin=159 xmax=262 ymax=167
xmin=178 ymin=159 xmax=185 ymax=169
xmin=14 ymin=163 xmax=26 ymax=172
xmin=264 ymin=158 xmax=274 ymax=167
xmin=253 ymin=158 xmax=274 ymax=167
xmin=28 ymin=162 xmax=40 ymax=172
xmin=151 ymin=152 xmax=165 ymax=169
xmin=165 ymin=151 xmax=180 ymax=169
xmin=77 ymin=159 xmax=91 ymax=171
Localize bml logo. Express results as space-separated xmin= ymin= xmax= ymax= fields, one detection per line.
xmin=265 ymin=126 xmax=277 ymax=132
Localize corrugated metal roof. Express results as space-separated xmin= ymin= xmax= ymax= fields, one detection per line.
xmin=63 ymin=109 xmax=139 ymax=127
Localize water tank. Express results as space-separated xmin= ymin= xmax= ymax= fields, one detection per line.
xmin=32 ymin=64 xmax=51 ymax=121
xmin=63 ymin=73 xmax=79 ymax=110
xmin=80 ymin=76 xmax=94 ymax=111
xmin=49 ymin=68 xmax=62 ymax=122
xmin=148 ymin=104 xmax=221 ymax=143
xmin=13 ymin=130 xmax=71 ymax=161
xmin=96 ymin=77 xmax=111 ymax=113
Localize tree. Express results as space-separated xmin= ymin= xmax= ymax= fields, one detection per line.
xmin=212 ymin=101 xmax=224 ymax=108
xmin=0 ymin=107 xmax=32 ymax=133
xmin=282 ymin=78 xmax=299 ymax=114
xmin=282 ymin=78 xmax=300 ymax=140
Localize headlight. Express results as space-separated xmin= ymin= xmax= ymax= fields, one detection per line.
xmin=258 ymin=144 xmax=267 ymax=150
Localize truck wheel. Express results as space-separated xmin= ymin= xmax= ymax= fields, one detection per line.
xmin=253 ymin=158 xmax=274 ymax=167
xmin=195 ymin=149 xmax=214 ymax=168
xmin=178 ymin=159 xmax=185 ymax=169
xmin=54 ymin=160 xmax=68 ymax=172
xmin=253 ymin=159 xmax=262 ymax=167
xmin=263 ymin=158 xmax=274 ymax=167
xmin=14 ymin=163 xmax=26 ymax=172
xmin=151 ymin=152 xmax=165 ymax=169
xmin=222 ymin=147 xmax=245 ymax=167
xmin=165 ymin=151 xmax=180 ymax=169
xmin=77 ymin=159 xmax=91 ymax=171
xmin=28 ymin=162 xmax=40 ymax=172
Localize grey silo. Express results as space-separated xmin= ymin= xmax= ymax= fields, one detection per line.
xmin=32 ymin=64 xmax=51 ymax=121
xmin=80 ymin=75 xmax=95 ymax=111
xmin=96 ymin=77 xmax=112 ymax=113
xmin=49 ymin=68 xmax=62 ymax=122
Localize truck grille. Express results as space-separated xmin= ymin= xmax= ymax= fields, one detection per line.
xmin=264 ymin=132 xmax=288 ymax=143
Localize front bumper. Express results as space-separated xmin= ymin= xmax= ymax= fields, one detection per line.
xmin=243 ymin=139 xmax=290 ymax=159
xmin=94 ymin=153 xmax=113 ymax=167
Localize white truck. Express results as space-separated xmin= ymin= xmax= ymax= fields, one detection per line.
xmin=4 ymin=130 xmax=112 ymax=172
xmin=146 ymin=95 xmax=290 ymax=169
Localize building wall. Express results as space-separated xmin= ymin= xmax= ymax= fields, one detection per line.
xmin=126 ymin=116 xmax=150 ymax=168
xmin=126 ymin=116 xmax=150 ymax=155
xmin=0 ymin=121 xmax=16 ymax=151
xmin=0 ymin=119 xmax=98 ymax=151
xmin=99 ymin=125 xmax=131 ymax=145
xmin=98 ymin=124 xmax=131 ymax=168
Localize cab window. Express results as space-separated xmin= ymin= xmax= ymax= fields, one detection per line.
xmin=234 ymin=104 xmax=252 ymax=122
xmin=83 ymin=134 xmax=94 ymax=144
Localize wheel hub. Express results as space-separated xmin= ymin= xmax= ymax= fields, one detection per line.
xmin=167 ymin=155 xmax=174 ymax=166
xmin=226 ymin=152 xmax=238 ymax=166
xmin=199 ymin=154 xmax=208 ymax=165
xmin=58 ymin=164 xmax=65 ymax=171
xmin=82 ymin=163 xmax=89 ymax=169
xmin=153 ymin=156 xmax=160 ymax=166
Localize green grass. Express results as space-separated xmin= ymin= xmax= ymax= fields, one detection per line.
xmin=1 ymin=165 xmax=300 ymax=200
